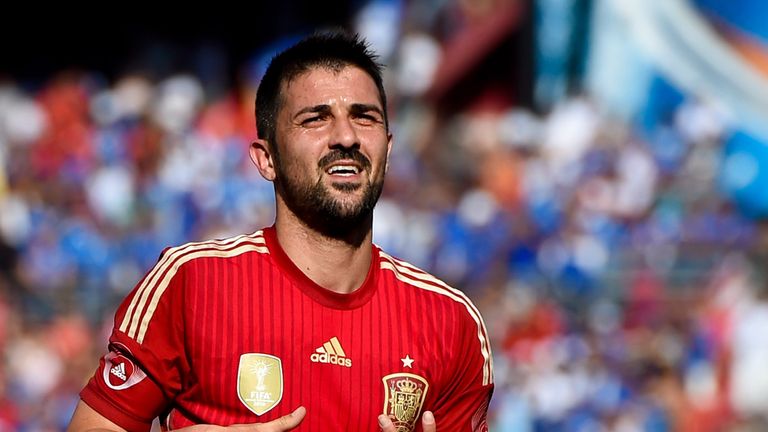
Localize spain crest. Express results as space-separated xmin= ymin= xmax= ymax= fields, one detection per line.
xmin=382 ymin=373 xmax=430 ymax=432
xmin=237 ymin=353 xmax=283 ymax=415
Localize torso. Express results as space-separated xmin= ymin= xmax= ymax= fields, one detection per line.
xmin=167 ymin=228 xmax=464 ymax=431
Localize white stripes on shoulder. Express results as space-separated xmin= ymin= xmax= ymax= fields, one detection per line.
xmin=119 ymin=231 xmax=268 ymax=344
xmin=379 ymin=251 xmax=494 ymax=386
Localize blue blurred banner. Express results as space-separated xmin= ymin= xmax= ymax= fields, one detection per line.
xmin=721 ymin=130 xmax=768 ymax=217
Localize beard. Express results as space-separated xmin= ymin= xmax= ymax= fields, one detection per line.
xmin=273 ymin=147 xmax=385 ymax=239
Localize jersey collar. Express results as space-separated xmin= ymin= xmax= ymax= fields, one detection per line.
xmin=263 ymin=226 xmax=380 ymax=309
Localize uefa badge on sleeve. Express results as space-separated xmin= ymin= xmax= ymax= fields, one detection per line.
xmin=237 ymin=353 xmax=284 ymax=415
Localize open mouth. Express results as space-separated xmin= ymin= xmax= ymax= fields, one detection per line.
xmin=326 ymin=164 xmax=362 ymax=177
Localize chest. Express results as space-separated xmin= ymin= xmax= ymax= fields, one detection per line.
xmin=180 ymin=281 xmax=453 ymax=429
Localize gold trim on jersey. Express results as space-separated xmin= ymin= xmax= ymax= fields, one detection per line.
xmin=382 ymin=373 xmax=429 ymax=432
xmin=120 ymin=232 xmax=268 ymax=343
xmin=237 ymin=353 xmax=283 ymax=416
xmin=379 ymin=252 xmax=493 ymax=386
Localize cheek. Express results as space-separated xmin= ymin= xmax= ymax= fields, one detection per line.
xmin=361 ymin=131 xmax=390 ymax=156
xmin=280 ymin=141 xmax=321 ymax=170
xmin=283 ymin=157 xmax=319 ymax=179
xmin=371 ymin=142 xmax=390 ymax=167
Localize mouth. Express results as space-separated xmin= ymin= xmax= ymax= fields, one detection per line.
xmin=325 ymin=162 xmax=363 ymax=177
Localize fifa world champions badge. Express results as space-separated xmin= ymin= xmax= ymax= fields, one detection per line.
xmin=237 ymin=353 xmax=283 ymax=415
xmin=382 ymin=373 xmax=430 ymax=432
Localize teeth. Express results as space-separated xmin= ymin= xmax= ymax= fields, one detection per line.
xmin=327 ymin=165 xmax=360 ymax=175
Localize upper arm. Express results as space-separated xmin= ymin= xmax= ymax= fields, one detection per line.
xmin=431 ymin=303 xmax=494 ymax=431
xmin=73 ymin=247 xmax=189 ymax=431
xmin=67 ymin=400 xmax=132 ymax=432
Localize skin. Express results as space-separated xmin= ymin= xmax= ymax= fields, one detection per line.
xmin=250 ymin=65 xmax=392 ymax=294
xmin=68 ymin=65 xmax=436 ymax=431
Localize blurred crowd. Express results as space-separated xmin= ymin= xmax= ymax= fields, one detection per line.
xmin=0 ymin=70 xmax=278 ymax=430
xmin=2 ymin=2 xmax=768 ymax=431
xmin=380 ymin=85 xmax=768 ymax=431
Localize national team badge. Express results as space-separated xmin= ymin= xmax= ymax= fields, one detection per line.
xmin=237 ymin=353 xmax=283 ymax=416
xmin=382 ymin=373 xmax=430 ymax=432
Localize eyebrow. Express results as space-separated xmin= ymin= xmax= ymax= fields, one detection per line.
xmin=293 ymin=103 xmax=385 ymax=119
xmin=294 ymin=104 xmax=332 ymax=118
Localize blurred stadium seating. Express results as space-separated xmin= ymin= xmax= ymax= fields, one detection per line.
xmin=1 ymin=0 xmax=768 ymax=430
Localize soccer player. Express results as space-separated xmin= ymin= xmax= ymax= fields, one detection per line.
xmin=67 ymin=32 xmax=493 ymax=432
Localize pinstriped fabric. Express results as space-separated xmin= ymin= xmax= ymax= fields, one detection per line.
xmin=119 ymin=233 xmax=260 ymax=334
xmin=119 ymin=232 xmax=267 ymax=343
xmin=137 ymin=243 xmax=268 ymax=343
xmin=186 ymin=238 xmax=279 ymax=426
xmin=378 ymin=252 xmax=494 ymax=386
xmin=199 ymin=246 xmax=213 ymax=422
xmin=380 ymin=251 xmax=493 ymax=380
xmin=86 ymin=226 xmax=493 ymax=430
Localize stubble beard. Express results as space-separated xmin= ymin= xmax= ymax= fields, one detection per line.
xmin=273 ymin=149 xmax=385 ymax=240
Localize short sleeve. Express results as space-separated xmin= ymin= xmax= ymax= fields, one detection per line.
xmin=430 ymin=304 xmax=494 ymax=431
xmin=80 ymin=247 xmax=189 ymax=431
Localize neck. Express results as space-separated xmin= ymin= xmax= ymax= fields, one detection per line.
xmin=274 ymin=208 xmax=373 ymax=295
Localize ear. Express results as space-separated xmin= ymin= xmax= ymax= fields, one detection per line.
xmin=250 ymin=138 xmax=277 ymax=181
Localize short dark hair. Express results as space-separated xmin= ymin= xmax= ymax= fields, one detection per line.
xmin=255 ymin=31 xmax=388 ymax=144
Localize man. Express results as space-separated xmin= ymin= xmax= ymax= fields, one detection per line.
xmin=68 ymin=32 xmax=493 ymax=432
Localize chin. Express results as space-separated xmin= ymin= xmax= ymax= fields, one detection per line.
xmin=334 ymin=202 xmax=368 ymax=219
xmin=329 ymin=182 xmax=364 ymax=193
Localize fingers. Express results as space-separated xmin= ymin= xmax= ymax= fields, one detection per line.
xmin=251 ymin=406 xmax=306 ymax=431
xmin=378 ymin=414 xmax=397 ymax=432
xmin=422 ymin=411 xmax=436 ymax=432
xmin=378 ymin=411 xmax=435 ymax=432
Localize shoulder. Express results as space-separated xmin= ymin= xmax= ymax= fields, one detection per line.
xmin=378 ymin=249 xmax=494 ymax=386
xmin=377 ymin=249 xmax=479 ymax=317
xmin=135 ymin=230 xmax=269 ymax=301
xmin=113 ymin=231 xmax=270 ymax=344
xmin=156 ymin=230 xmax=269 ymax=271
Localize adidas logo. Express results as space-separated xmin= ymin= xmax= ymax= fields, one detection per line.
xmin=110 ymin=362 xmax=127 ymax=381
xmin=310 ymin=337 xmax=352 ymax=368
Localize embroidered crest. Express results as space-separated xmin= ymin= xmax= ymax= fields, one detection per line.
xmin=237 ymin=353 xmax=283 ymax=415
xmin=382 ymin=373 xmax=429 ymax=432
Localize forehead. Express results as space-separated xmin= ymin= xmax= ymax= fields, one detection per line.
xmin=279 ymin=66 xmax=382 ymax=111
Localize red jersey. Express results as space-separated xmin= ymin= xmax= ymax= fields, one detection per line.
xmin=80 ymin=226 xmax=493 ymax=431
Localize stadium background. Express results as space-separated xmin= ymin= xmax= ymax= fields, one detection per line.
xmin=2 ymin=0 xmax=768 ymax=430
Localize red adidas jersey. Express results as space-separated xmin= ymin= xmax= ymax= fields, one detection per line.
xmin=80 ymin=226 xmax=493 ymax=431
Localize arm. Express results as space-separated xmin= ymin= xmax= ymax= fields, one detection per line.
xmin=67 ymin=401 xmax=128 ymax=432
xmin=69 ymin=247 xmax=187 ymax=431
xmin=68 ymin=401 xmax=307 ymax=432
xmin=430 ymin=304 xmax=494 ymax=431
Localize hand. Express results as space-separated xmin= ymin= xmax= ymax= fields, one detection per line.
xmin=182 ymin=407 xmax=306 ymax=432
xmin=378 ymin=411 xmax=435 ymax=432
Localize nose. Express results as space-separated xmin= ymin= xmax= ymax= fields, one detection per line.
xmin=329 ymin=116 xmax=359 ymax=149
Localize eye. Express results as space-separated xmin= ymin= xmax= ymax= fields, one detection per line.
xmin=355 ymin=113 xmax=382 ymax=125
xmin=300 ymin=114 xmax=327 ymax=126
